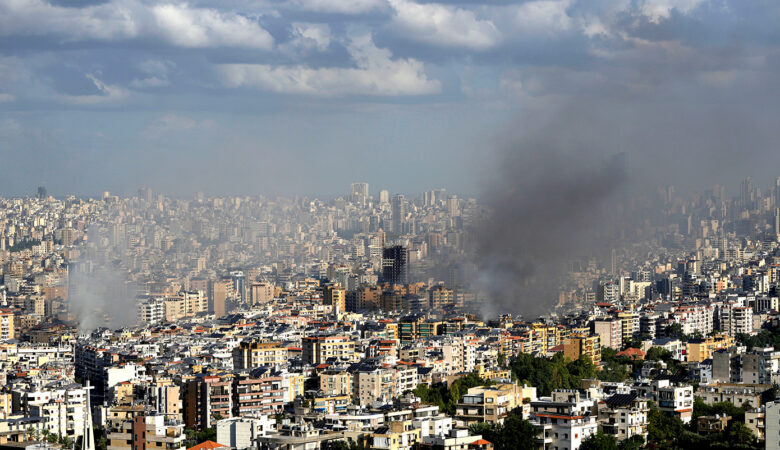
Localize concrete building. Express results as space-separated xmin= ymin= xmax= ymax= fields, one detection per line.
xmin=454 ymin=384 xmax=524 ymax=425
xmin=232 ymin=341 xmax=288 ymax=370
xmin=216 ymin=416 xmax=275 ymax=449
xmin=592 ymin=319 xmax=622 ymax=350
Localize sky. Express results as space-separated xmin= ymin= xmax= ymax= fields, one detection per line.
xmin=2 ymin=0 xmax=780 ymax=198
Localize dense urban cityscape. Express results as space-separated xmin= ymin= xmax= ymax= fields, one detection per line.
xmin=5 ymin=0 xmax=780 ymax=449
xmin=0 ymin=178 xmax=779 ymax=450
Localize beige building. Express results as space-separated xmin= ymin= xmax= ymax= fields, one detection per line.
xmin=455 ymin=384 xmax=525 ymax=425
xmin=0 ymin=309 xmax=13 ymax=340
xmin=249 ymin=282 xmax=274 ymax=306
xmin=369 ymin=420 xmax=421 ymax=450
xmin=302 ymin=336 xmax=356 ymax=365
xmin=564 ymin=334 xmax=601 ymax=365
xmin=320 ymin=371 xmax=353 ymax=397
xmin=322 ymin=284 xmax=346 ymax=313
xmin=686 ymin=335 xmax=734 ymax=363
xmin=592 ymin=318 xmax=622 ymax=350
xmin=106 ymin=407 xmax=186 ymax=450
xmin=233 ymin=340 xmax=288 ymax=369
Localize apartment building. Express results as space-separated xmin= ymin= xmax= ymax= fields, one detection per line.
xmin=232 ymin=375 xmax=284 ymax=417
xmin=232 ymin=341 xmax=288 ymax=370
xmin=592 ymin=318 xmax=622 ymax=350
xmin=183 ymin=375 xmax=234 ymax=430
xmin=530 ymin=390 xmax=598 ymax=450
xmin=599 ymin=393 xmax=648 ymax=442
xmin=563 ymin=334 xmax=601 ymax=366
xmin=454 ymin=384 xmax=524 ymax=425
xmin=106 ymin=408 xmax=186 ymax=450
xmin=301 ymin=336 xmax=356 ymax=365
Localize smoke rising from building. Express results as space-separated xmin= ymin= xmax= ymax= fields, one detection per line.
xmin=472 ymin=40 xmax=780 ymax=317
xmin=474 ymin=136 xmax=629 ymax=318
xmin=68 ymin=228 xmax=138 ymax=331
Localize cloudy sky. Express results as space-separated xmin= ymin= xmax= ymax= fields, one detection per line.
xmin=1 ymin=0 xmax=780 ymax=197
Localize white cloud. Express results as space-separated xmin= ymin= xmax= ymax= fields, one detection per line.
xmin=496 ymin=0 xmax=574 ymax=36
xmin=0 ymin=0 xmax=273 ymax=49
xmin=130 ymin=59 xmax=175 ymax=88
xmin=638 ymin=0 xmax=705 ymax=23
xmin=0 ymin=93 xmax=15 ymax=103
xmin=388 ymin=0 xmax=501 ymax=50
xmin=290 ymin=0 xmax=385 ymax=14
xmin=151 ymin=3 xmax=273 ymax=48
xmin=281 ymin=23 xmax=332 ymax=55
xmin=218 ymin=34 xmax=441 ymax=96
xmin=61 ymin=74 xmax=129 ymax=105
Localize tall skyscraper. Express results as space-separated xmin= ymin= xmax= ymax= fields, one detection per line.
xmin=391 ymin=194 xmax=406 ymax=234
xmin=208 ymin=279 xmax=227 ymax=318
xmin=775 ymin=207 xmax=780 ymax=236
xmin=230 ymin=271 xmax=246 ymax=304
xmin=37 ymin=185 xmax=47 ymax=200
xmin=379 ymin=190 xmax=389 ymax=204
xmin=382 ymin=245 xmax=408 ymax=285
xmin=740 ymin=177 xmax=754 ymax=210
xmin=138 ymin=186 xmax=153 ymax=202
xmin=350 ymin=182 xmax=369 ymax=205
xmin=446 ymin=195 xmax=459 ymax=216
xmin=775 ymin=177 xmax=780 ymax=207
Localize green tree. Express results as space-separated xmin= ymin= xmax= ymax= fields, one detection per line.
xmin=711 ymin=421 xmax=758 ymax=449
xmin=196 ymin=427 xmax=216 ymax=443
xmin=580 ymin=431 xmax=618 ymax=450
xmin=617 ymin=435 xmax=644 ymax=450
xmin=646 ymin=401 xmax=684 ymax=447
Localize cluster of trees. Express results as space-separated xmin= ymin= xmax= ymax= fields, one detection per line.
xmin=641 ymin=399 xmax=760 ymax=449
xmin=580 ymin=432 xmax=644 ymax=450
xmin=184 ymin=427 xmax=216 ymax=447
xmin=468 ymin=408 xmax=539 ymax=450
xmin=737 ymin=323 xmax=780 ymax=351
xmin=8 ymin=238 xmax=41 ymax=252
xmin=510 ymin=350 xmax=655 ymax=395
xmin=509 ymin=353 xmax=601 ymax=396
xmin=412 ymin=373 xmax=495 ymax=415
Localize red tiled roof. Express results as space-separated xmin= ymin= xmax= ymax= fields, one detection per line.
xmin=617 ymin=348 xmax=646 ymax=357
xmin=188 ymin=441 xmax=227 ymax=450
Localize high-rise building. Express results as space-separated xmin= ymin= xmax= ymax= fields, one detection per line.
xmin=137 ymin=187 xmax=153 ymax=202
xmin=350 ymin=183 xmax=369 ymax=205
xmin=37 ymin=185 xmax=47 ymax=200
xmin=740 ymin=177 xmax=754 ymax=210
xmin=775 ymin=207 xmax=780 ymax=235
xmin=446 ymin=195 xmax=459 ymax=216
xmin=208 ymin=279 xmax=227 ymax=318
xmin=382 ymin=246 xmax=408 ymax=285
xmin=379 ymin=190 xmax=389 ymax=204
xmin=230 ymin=271 xmax=246 ymax=304
xmin=322 ymin=283 xmax=346 ymax=313
xmin=249 ymin=282 xmax=274 ymax=306
xmin=391 ymin=194 xmax=406 ymax=234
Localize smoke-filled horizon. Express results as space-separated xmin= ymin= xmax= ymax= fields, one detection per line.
xmin=471 ymin=41 xmax=780 ymax=317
